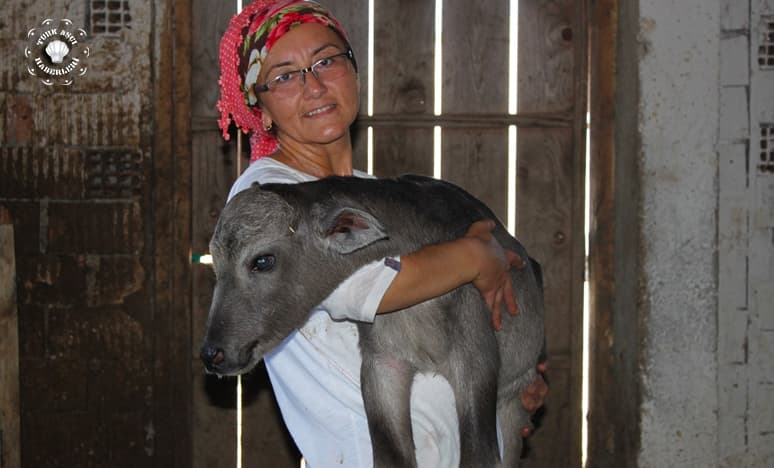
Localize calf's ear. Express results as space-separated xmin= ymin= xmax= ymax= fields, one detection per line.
xmin=321 ymin=207 xmax=387 ymax=254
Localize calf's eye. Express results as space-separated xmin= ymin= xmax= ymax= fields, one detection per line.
xmin=250 ymin=254 xmax=276 ymax=272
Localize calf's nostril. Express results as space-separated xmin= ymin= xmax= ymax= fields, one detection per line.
xmin=200 ymin=344 xmax=226 ymax=366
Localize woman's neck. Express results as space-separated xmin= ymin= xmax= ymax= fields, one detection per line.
xmin=273 ymin=135 xmax=353 ymax=178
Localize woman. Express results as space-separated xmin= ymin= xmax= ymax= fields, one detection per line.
xmin=216 ymin=1 xmax=547 ymax=466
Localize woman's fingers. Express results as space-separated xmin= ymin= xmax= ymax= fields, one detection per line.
xmin=506 ymin=249 xmax=526 ymax=269
xmin=520 ymin=374 xmax=548 ymax=413
xmin=465 ymin=219 xmax=495 ymax=240
xmin=502 ymin=269 xmax=519 ymax=316
xmin=493 ymin=287 xmax=504 ymax=330
xmin=465 ymin=219 xmax=524 ymax=327
xmin=491 ymin=301 xmax=502 ymax=331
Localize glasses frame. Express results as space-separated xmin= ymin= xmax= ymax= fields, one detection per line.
xmin=255 ymin=49 xmax=355 ymax=94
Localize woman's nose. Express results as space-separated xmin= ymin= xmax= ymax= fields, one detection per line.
xmin=302 ymin=69 xmax=327 ymax=96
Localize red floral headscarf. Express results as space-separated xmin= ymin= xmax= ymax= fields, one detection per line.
xmin=216 ymin=0 xmax=352 ymax=162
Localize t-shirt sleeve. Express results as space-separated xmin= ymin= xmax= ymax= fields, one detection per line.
xmin=320 ymin=256 xmax=402 ymax=323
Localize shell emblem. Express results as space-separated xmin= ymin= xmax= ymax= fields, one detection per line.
xmin=45 ymin=39 xmax=70 ymax=64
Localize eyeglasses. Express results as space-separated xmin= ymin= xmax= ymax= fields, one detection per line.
xmin=256 ymin=49 xmax=355 ymax=95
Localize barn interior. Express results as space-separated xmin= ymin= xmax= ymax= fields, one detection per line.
xmin=1 ymin=0 xmax=772 ymax=467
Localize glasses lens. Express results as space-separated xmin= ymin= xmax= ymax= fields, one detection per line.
xmin=267 ymin=70 xmax=302 ymax=92
xmin=312 ymin=53 xmax=350 ymax=80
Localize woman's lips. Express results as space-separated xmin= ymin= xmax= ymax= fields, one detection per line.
xmin=304 ymin=104 xmax=336 ymax=117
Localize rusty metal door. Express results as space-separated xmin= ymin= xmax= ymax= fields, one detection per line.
xmin=1 ymin=1 xmax=194 ymax=466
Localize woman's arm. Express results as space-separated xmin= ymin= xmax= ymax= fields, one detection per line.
xmin=376 ymin=219 xmax=524 ymax=331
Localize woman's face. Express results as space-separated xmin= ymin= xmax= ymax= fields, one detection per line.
xmin=257 ymin=23 xmax=359 ymax=147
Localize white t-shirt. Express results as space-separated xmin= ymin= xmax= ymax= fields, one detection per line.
xmin=227 ymin=157 xmax=461 ymax=467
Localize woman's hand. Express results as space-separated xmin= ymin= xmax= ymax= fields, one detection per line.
xmin=519 ymin=361 xmax=549 ymax=437
xmin=464 ymin=219 xmax=525 ymax=330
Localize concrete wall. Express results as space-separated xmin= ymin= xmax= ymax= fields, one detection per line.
xmin=616 ymin=0 xmax=774 ymax=465
xmin=635 ymin=1 xmax=720 ymax=464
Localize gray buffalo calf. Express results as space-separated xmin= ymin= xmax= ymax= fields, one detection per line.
xmin=200 ymin=174 xmax=545 ymax=467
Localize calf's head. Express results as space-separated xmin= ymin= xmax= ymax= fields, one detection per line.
xmin=200 ymin=184 xmax=388 ymax=376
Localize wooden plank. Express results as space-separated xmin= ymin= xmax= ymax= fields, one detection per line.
xmin=372 ymin=0 xmax=435 ymax=177
xmin=518 ymin=0 xmax=578 ymax=114
xmin=515 ymin=126 xmax=575 ymax=357
xmin=441 ymin=0 xmax=509 ymax=220
xmin=374 ymin=128 xmax=435 ymax=177
xmin=0 ymin=207 xmax=20 ymax=468
xmin=442 ymin=128 xmax=509 ymax=223
xmin=357 ymin=112 xmax=573 ymax=128
xmin=151 ymin=1 xmax=193 ymax=466
xmin=191 ymin=0 xmax=236 ymax=121
xmin=442 ymin=0 xmax=509 ymax=115
xmin=189 ymin=1 xmax=242 ymax=467
xmin=325 ymin=0 xmax=370 ymax=171
xmin=586 ymin=0 xmax=618 ymax=465
xmin=443 ymin=0 xmax=509 ymax=113
xmin=191 ymin=131 xmax=234 ymax=355
xmin=516 ymin=125 xmax=579 ymax=467
xmin=567 ymin=1 xmax=589 ymax=467
xmin=517 ymin=0 xmax=586 ymax=465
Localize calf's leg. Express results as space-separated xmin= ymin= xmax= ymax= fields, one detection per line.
xmin=447 ymin=355 xmax=501 ymax=467
xmin=361 ymin=355 xmax=418 ymax=468
xmin=496 ymin=368 xmax=538 ymax=467
xmin=496 ymin=397 xmax=528 ymax=467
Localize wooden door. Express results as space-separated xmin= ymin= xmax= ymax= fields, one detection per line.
xmin=191 ymin=1 xmax=587 ymax=466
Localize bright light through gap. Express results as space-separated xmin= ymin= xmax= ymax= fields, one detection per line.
xmin=507 ymin=126 xmax=517 ymax=235
xmin=582 ymin=111 xmax=591 ymax=467
xmin=434 ymin=126 xmax=442 ymax=179
xmin=367 ymin=0 xmax=374 ymax=175
xmin=235 ymin=3 xmax=244 ymax=467
xmin=508 ymin=0 xmax=518 ymax=115
xmin=367 ymin=127 xmax=374 ymax=175
xmin=433 ymin=0 xmax=443 ymax=179
xmin=367 ymin=0 xmax=374 ymax=117
xmin=236 ymin=372 xmax=243 ymax=468
xmin=507 ymin=0 xmax=518 ymax=234
xmin=434 ymin=0 xmax=443 ymax=117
